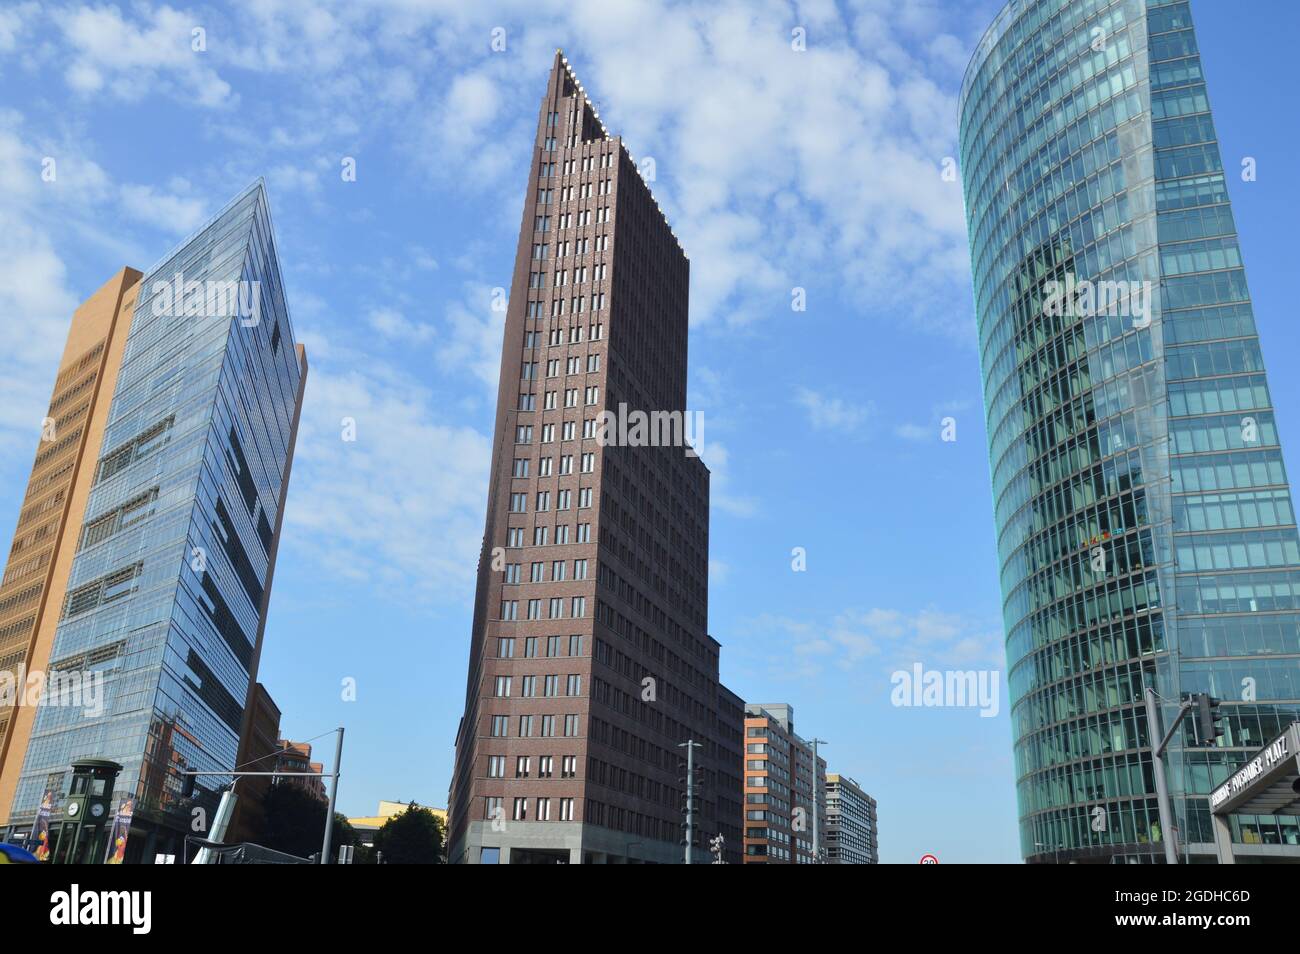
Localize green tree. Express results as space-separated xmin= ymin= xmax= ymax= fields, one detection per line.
xmin=372 ymin=802 xmax=444 ymax=864
xmin=259 ymin=784 xmax=358 ymax=861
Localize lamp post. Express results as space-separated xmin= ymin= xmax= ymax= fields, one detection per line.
xmin=678 ymin=739 xmax=702 ymax=864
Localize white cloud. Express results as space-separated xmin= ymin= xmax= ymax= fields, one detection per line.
xmin=895 ymin=422 xmax=932 ymax=442
xmin=119 ymin=183 xmax=207 ymax=233
xmin=56 ymin=3 xmax=234 ymax=107
xmin=699 ymin=441 xmax=757 ymax=518
xmin=756 ymin=605 xmax=1004 ymax=677
xmin=410 ymin=246 xmax=438 ymax=272
xmin=0 ymin=116 xmax=93 ymax=469
xmin=708 ymin=558 xmax=730 ymax=585
xmin=795 ymin=388 xmax=874 ymax=433
xmin=266 ymin=162 xmax=323 ymax=195
xmin=895 ymin=398 xmax=974 ymax=442
xmin=285 ymin=356 xmax=491 ymax=600
xmin=0 ymin=2 xmax=39 ymax=53
xmin=436 ymin=286 xmax=507 ymax=393
xmin=366 ymin=306 xmax=436 ymax=345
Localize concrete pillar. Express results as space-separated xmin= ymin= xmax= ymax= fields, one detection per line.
xmin=1212 ymin=813 xmax=1235 ymax=864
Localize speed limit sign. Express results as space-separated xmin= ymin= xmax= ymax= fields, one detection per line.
xmin=919 ymin=854 xmax=939 ymax=864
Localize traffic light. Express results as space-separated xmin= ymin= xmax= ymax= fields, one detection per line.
xmin=709 ymin=833 xmax=726 ymax=863
xmin=1194 ymin=693 xmax=1224 ymax=746
xmin=181 ymin=772 xmax=197 ymax=800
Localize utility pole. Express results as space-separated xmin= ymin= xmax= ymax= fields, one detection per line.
xmin=678 ymin=739 xmax=702 ymax=864
xmin=1144 ymin=687 xmax=1193 ymax=865
xmin=321 ymin=726 xmax=345 ymax=865
xmin=807 ymin=738 xmax=827 ymax=864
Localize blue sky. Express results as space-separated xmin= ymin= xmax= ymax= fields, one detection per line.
xmin=0 ymin=0 xmax=1296 ymax=863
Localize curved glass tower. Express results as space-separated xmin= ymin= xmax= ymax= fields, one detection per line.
xmin=960 ymin=0 xmax=1300 ymax=862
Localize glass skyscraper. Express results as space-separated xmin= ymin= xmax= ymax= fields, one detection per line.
xmin=960 ymin=0 xmax=1300 ymax=862
xmin=6 ymin=181 xmax=307 ymax=860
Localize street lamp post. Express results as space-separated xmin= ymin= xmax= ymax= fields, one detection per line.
xmin=678 ymin=740 xmax=702 ymax=864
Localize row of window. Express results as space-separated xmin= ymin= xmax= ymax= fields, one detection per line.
xmin=521 ymin=354 xmax=601 ymax=379
xmin=533 ymin=208 xmax=612 ymax=232
xmin=517 ymin=418 xmax=600 ymax=441
xmin=504 ymin=525 xmax=593 ymax=549
xmin=509 ymin=453 xmax=595 ymax=478
xmin=523 ymin=293 xmax=608 ymax=318
xmin=523 ymin=326 xmax=602 ymax=352
xmin=528 ymin=263 xmax=608 ymax=287
xmin=488 ymin=713 xmax=581 ymax=738
xmin=536 ymin=180 xmax=612 ymax=203
xmin=485 ymin=795 xmax=576 ymax=822
xmin=486 ymin=754 xmax=577 ymax=779
xmin=492 ymin=673 xmax=583 ymax=698
xmin=509 ymin=489 xmax=594 ymax=515
xmin=530 ymin=237 xmax=608 ymax=261
xmin=498 ymin=596 xmax=587 ymax=621
xmin=509 ymin=417 xmax=598 ymax=444
xmin=496 ymin=635 xmax=582 ymax=658
xmin=502 ymin=560 xmax=590 ymax=584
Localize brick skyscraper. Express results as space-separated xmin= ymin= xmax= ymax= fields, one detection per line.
xmin=448 ymin=51 xmax=743 ymax=864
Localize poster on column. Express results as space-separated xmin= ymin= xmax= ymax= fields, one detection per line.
xmin=27 ymin=790 xmax=55 ymax=862
xmin=104 ymin=796 xmax=135 ymax=864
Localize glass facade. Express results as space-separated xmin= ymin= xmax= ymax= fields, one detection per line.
xmin=7 ymin=182 xmax=303 ymax=857
xmin=960 ymin=0 xmax=1300 ymax=861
